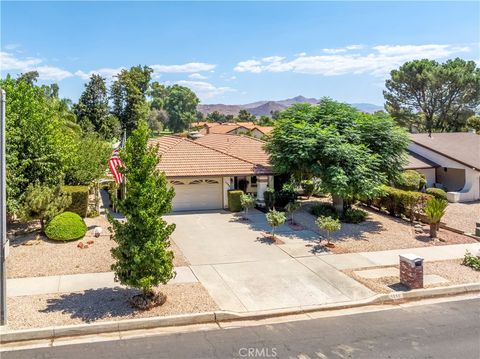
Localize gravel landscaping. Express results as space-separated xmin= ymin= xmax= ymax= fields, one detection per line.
xmin=7 ymin=283 xmax=218 ymax=330
xmin=295 ymin=199 xmax=478 ymax=254
xmin=344 ymin=259 xmax=480 ymax=294
xmin=442 ymin=201 xmax=480 ymax=234
xmin=6 ymin=215 xmax=189 ymax=278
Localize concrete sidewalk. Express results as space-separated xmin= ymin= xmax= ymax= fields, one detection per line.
xmin=6 ymin=266 xmax=198 ymax=297
xmin=319 ymin=242 xmax=480 ymax=270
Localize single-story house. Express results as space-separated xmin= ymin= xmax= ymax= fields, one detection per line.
xmin=407 ymin=132 xmax=480 ymax=202
xmin=196 ymin=122 xmax=273 ymax=139
xmin=150 ymin=134 xmax=274 ymax=211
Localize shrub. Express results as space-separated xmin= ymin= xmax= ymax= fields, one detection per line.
xmin=394 ymin=170 xmax=426 ymax=191
xmin=377 ymin=186 xmax=431 ymax=221
xmin=62 ymin=185 xmax=89 ymax=217
xmin=301 ymin=180 xmax=315 ymax=198
xmin=462 ymin=251 xmax=480 ymax=271
xmin=275 ymin=189 xmax=296 ymax=209
xmin=45 ymin=211 xmax=87 ymax=241
xmin=342 ymin=208 xmax=368 ymax=223
xmin=264 ymin=187 xmax=275 ymax=209
xmin=426 ymin=188 xmax=447 ymax=200
xmin=228 ymin=190 xmax=244 ymax=212
xmin=311 ymin=203 xmax=338 ymax=219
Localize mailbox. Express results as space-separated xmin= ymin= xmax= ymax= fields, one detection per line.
xmin=399 ymin=254 xmax=424 ymax=289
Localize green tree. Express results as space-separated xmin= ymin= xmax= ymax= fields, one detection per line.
xmin=238 ymin=109 xmax=255 ymax=122
xmin=424 ymin=198 xmax=448 ymax=238
xmin=164 ymin=85 xmax=199 ymax=132
xmin=148 ymin=108 xmax=167 ymax=134
xmin=74 ymin=74 xmax=120 ymax=140
xmin=316 ymin=216 xmax=341 ymax=246
xmin=111 ymin=65 xmax=153 ymax=135
xmin=266 ymin=209 xmax=285 ymax=241
xmin=1 ymin=75 xmax=76 ymax=214
xmin=107 ymin=121 xmax=176 ymax=302
xmin=64 ymin=133 xmax=112 ymax=185
xmin=206 ymin=111 xmax=227 ymax=123
xmin=266 ymin=99 xmax=409 ymax=213
xmin=17 ymin=71 xmax=39 ymax=85
xmin=466 ymin=115 xmax=480 ymax=133
xmin=20 ymin=183 xmax=71 ymax=233
xmin=149 ymin=81 xmax=168 ymax=110
xmin=384 ymin=58 xmax=480 ymax=134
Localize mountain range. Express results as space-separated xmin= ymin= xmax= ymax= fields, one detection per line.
xmin=198 ymin=96 xmax=384 ymax=117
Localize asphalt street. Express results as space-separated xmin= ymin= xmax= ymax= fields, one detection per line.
xmin=3 ymin=298 xmax=480 ymax=359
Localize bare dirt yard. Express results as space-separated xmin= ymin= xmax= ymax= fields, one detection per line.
xmin=344 ymin=259 xmax=480 ymax=294
xmin=6 ymin=215 xmax=189 ymax=279
xmin=295 ymin=199 xmax=478 ymax=254
xmin=7 ymin=283 xmax=218 ymax=330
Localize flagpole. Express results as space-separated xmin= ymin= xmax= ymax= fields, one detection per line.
xmin=1 ymin=89 xmax=7 ymax=326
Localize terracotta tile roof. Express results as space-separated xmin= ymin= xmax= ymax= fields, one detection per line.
xmin=149 ymin=136 xmax=264 ymax=177
xmin=410 ymin=132 xmax=480 ymax=170
xmin=207 ymin=123 xmax=249 ymax=134
xmin=195 ymin=134 xmax=271 ymax=172
xmin=252 ymin=125 xmax=273 ymax=135
xmin=404 ymin=150 xmax=439 ymax=170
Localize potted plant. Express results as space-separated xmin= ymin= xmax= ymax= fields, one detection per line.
xmin=316 ymin=215 xmax=341 ymax=248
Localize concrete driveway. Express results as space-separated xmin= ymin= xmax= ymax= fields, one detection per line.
xmin=167 ymin=210 xmax=374 ymax=312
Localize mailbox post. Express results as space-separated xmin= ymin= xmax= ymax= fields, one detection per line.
xmin=399 ymin=254 xmax=424 ymax=289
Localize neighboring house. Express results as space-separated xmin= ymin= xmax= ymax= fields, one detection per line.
xmin=150 ymin=135 xmax=274 ymax=211
xmin=407 ymin=132 xmax=480 ymax=202
xmin=196 ymin=122 xmax=273 ymax=139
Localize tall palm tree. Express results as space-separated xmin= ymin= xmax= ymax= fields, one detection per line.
xmin=424 ymin=198 xmax=448 ymax=238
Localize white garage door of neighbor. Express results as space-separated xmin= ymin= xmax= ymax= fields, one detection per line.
xmin=171 ymin=178 xmax=223 ymax=211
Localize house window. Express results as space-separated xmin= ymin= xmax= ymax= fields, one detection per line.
xmin=170 ymin=180 xmax=185 ymax=185
xmin=205 ymin=179 xmax=219 ymax=184
xmin=189 ymin=179 xmax=203 ymax=185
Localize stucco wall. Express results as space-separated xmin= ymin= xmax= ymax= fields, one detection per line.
xmin=416 ymin=168 xmax=436 ymax=187
xmin=408 ymin=143 xmax=480 ymax=202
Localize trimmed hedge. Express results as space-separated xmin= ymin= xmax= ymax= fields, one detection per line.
xmin=375 ymin=186 xmax=432 ymax=221
xmin=228 ymin=190 xmax=243 ymax=212
xmin=426 ymin=188 xmax=447 ymax=200
xmin=62 ymin=185 xmax=89 ymax=217
xmin=394 ymin=170 xmax=426 ymax=191
xmin=45 ymin=211 xmax=87 ymax=241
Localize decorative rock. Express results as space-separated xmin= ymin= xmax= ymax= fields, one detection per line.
xmin=77 ymin=242 xmax=84 ymax=249
xmin=94 ymin=226 xmax=103 ymax=238
xmin=87 ymin=240 xmax=94 ymax=245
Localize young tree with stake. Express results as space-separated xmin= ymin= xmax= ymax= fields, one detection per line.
xmin=266 ymin=209 xmax=285 ymax=242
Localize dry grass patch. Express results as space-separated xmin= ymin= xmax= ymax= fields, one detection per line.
xmin=344 ymin=259 xmax=480 ymax=294
xmin=7 ymin=283 xmax=218 ymax=330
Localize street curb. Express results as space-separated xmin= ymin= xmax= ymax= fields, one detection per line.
xmin=1 ymin=283 xmax=479 ymax=344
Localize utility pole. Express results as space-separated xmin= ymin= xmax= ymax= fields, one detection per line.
xmin=0 ymin=89 xmax=7 ymax=326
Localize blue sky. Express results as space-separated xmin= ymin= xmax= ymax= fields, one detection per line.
xmin=1 ymin=1 xmax=479 ymax=105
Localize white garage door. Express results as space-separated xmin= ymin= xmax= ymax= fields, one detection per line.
xmin=170 ymin=178 xmax=223 ymax=211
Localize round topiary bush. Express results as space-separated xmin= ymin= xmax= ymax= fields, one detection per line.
xmin=45 ymin=211 xmax=87 ymax=241
xmin=426 ymin=187 xmax=448 ymax=200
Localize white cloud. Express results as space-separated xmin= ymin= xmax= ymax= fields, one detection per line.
xmin=175 ymin=80 xmax=235 ymax=100
xmin=74 ymin=67 xmax=124 ymax=80
xmin=234 ymin=44 xmax=470 ymax=77
xmin=3 ymin=43 xmax=21 ymax=51
xmin=151 ymin=62 xmax=216 ymax=74
xmin=0 ymin=51 xmax=73 ymax=80
xmin=188 ymin=73 xmax=208 ymax=80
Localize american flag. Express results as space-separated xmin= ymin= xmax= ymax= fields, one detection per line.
xmin=108 ymin=149 xmax=124 ymax=184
